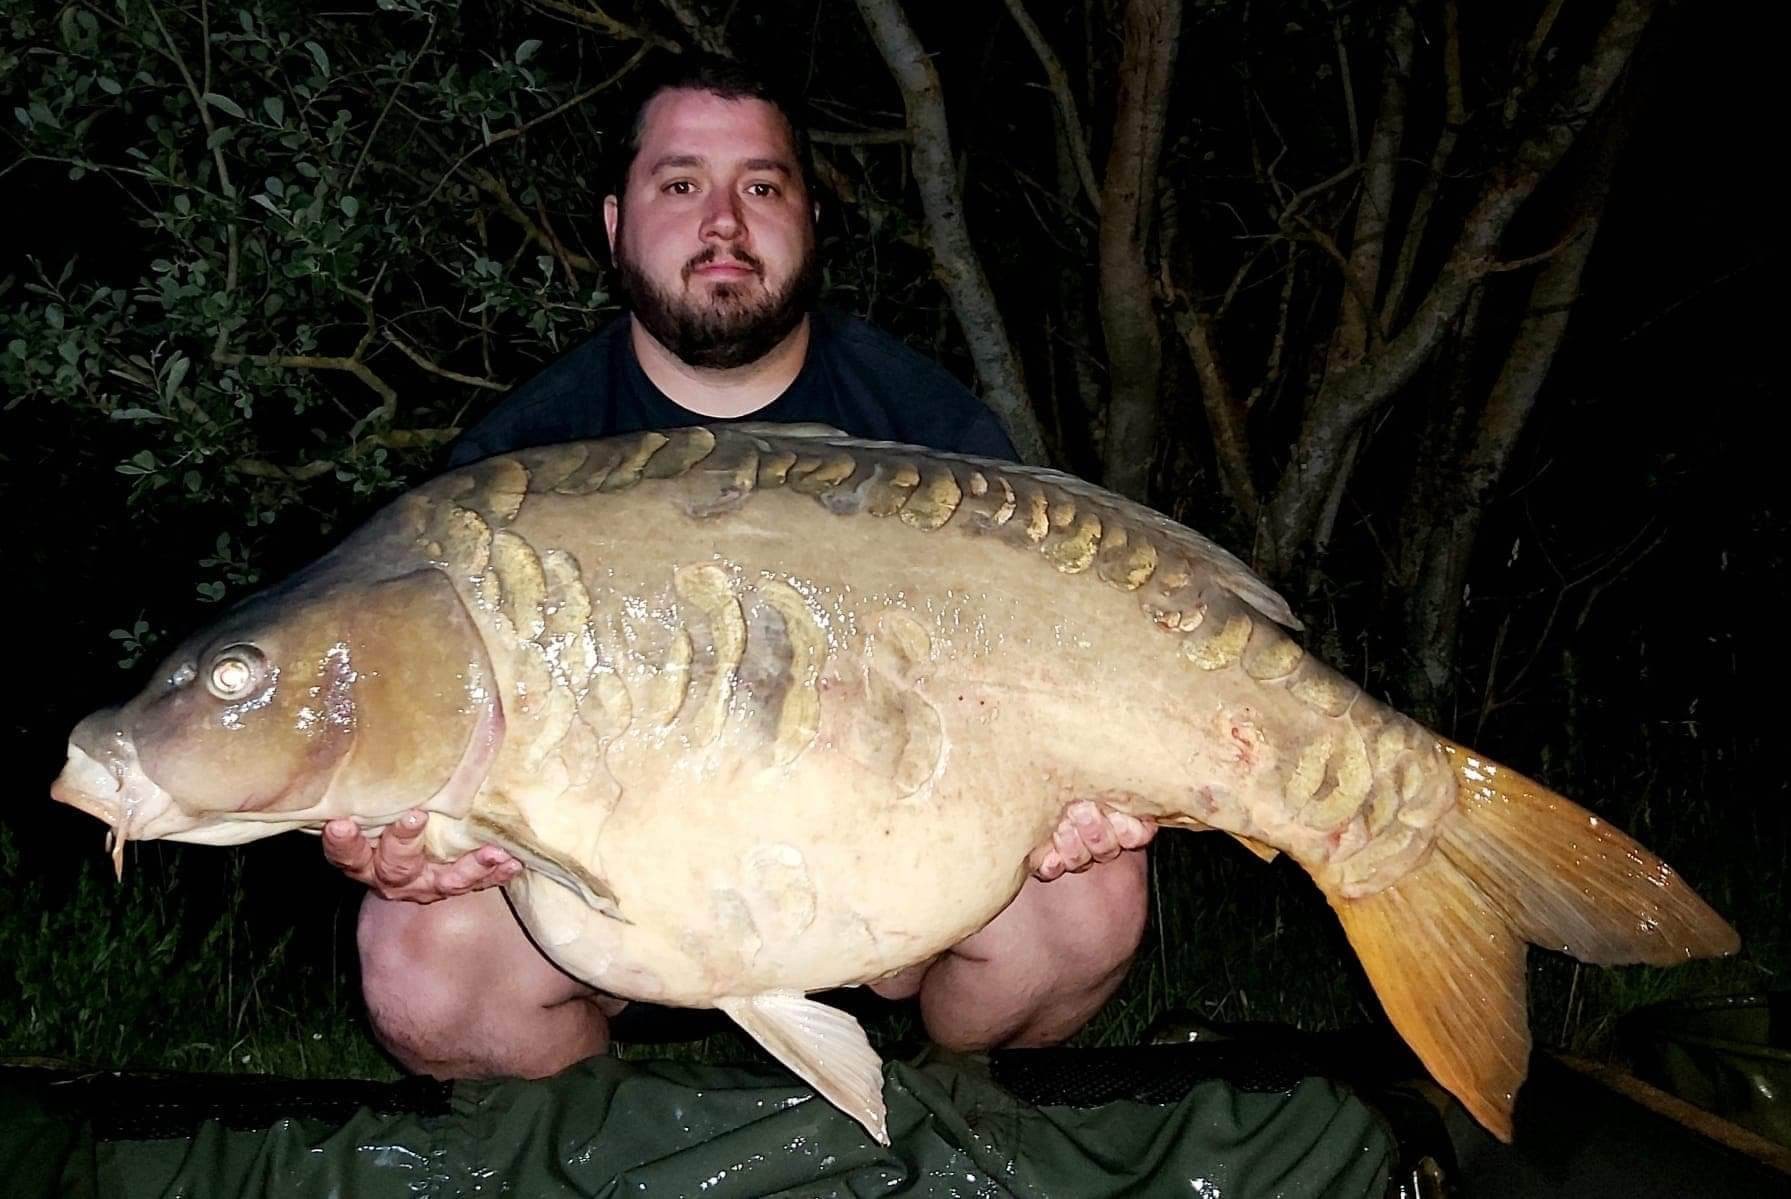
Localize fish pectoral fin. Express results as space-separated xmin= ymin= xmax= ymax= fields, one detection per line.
xmin=1227 ymin=832 xmax=1281 ymax=863
xmin=463 ymin=815 xmax=624 ymax=921
xmin=716 ymin=992 xmax=889 ymax=1145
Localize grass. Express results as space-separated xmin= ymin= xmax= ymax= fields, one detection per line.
xmin=0 ymin=826 xmax=395 ymax=1081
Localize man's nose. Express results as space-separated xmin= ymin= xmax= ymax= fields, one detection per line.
xmin=699 ymin=189 xmax=743 ymax=240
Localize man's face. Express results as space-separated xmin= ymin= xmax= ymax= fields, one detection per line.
xmin=606 ymin=88 xmax=819 ymax=369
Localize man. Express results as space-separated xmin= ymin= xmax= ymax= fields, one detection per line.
xmin=322 ymin=56 xmax=1156 ymax=1081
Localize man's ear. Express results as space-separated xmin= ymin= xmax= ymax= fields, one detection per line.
xmin=603 ymin=195 xmax=620 ymax=254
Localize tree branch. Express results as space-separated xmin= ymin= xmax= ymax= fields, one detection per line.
xmin=653 ymin=0 xmax=731 ymax=57
xmin=852 ymin=0 xmax=1046 ymax=462
xmin=1000 ymin=0 xmax=1102 ymax=215
xmin=464 ymin=165 xmax=603 ymax=275
xmin=1323 ymin=3 xmax=1413 ymax=382
xmin=348 ymin=17 xmax=436 ymax=192
xmin=1265 ymin=0 xmax=1655 ymax=562
xmin=146 ymin=2 xmax=240 ymax=364
xmin=427 ymin=45 xmax=653 ymax=205
xmin=1381 ymin=0 xmax=1461 ymax=326
xmin=382 ymin=330 xmax=510 ymax=392
xmin=524 ymin=0 xmax=683 ymax=51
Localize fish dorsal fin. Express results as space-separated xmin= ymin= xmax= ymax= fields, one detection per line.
xmin=716 ymin=992 xmax=889 ymax=1144
xmin=721 ymin=420 xmax=850 ymax=440
xmin=710 ymin=424 xmax=1302 ymax=632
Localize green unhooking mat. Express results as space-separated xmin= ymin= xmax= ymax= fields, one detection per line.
xmin=1 ymin=1044 xmax=1400 ymax=1198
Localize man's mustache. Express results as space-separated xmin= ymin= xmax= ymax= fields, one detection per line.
xmin=683 ymin=248 xmax=764 ymax=280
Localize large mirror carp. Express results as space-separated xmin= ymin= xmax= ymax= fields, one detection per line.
xmin=52 ymin=423 xmax=1738 ymax=1143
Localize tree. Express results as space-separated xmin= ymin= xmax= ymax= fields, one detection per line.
xmin=2 ymin=0 xmax=1664 ymax=724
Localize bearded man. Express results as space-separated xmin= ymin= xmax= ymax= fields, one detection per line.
xmin=321 ymin=54 xmax=1157 ymax=1080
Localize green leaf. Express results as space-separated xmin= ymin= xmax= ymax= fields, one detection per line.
xmin=265 ymin=175 xmax=285 ymax=197
xmin=44 ymin=305 xmax=64 ymax=330
xmin=174 ymin=193 xmax=192 ymax=215
xmin=164 ymin=354 xmax=191 ymax=398
xmin=340 ymin=195 xmax=359 ymax=218
xmin=197 ymin=581 xmax=226 ymax=602
xmin=97 ymin=77 xmax=123 ymax=96
xmin=514 ymin=39 xmax=542 ymax=65
xmin=204 ymin=93 xmax=247 ymax=119
xmin=207 ymin=127 xmax=233 ymax=151
xmin=263 ymin=95 xmax=285 ymax=124
xmin=305 ymin=41 xmax=330 ymax=76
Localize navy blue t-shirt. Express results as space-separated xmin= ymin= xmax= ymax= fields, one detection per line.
xmin=447 ymin=309 xmax=1017 ymax=468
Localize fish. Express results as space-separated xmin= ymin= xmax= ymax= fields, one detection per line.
xmin=50 ymin=423 xmax=1738 ymax=1145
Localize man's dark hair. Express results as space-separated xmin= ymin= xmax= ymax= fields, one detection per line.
xmin=605 ymin=52 xmax=817 ymax=202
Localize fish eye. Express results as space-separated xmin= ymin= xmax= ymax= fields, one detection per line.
xmin=206 ymin=645 xmax=266 ymax=700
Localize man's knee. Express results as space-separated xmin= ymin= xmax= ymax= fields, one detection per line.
xmin=1052 ymin=848 xmax=1150 ymax=979
xmin=357 ymin=890 xmax=608 ymax=1078
xmin=920 ymin=850 xmax=1152 ymax=1050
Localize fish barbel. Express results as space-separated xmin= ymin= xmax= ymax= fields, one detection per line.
xmin=50 ymin=423 xmax=1738 ymax=1144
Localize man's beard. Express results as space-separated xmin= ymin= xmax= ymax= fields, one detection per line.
xmin=614 ymin=219 xmax=821 ymax=370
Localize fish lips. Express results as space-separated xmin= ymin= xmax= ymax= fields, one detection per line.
xmin=50 ymin=724 xmax=282 ymax=850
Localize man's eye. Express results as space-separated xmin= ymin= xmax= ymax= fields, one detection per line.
xmin=745 ymin=182 xmax=779 ymax=198
xmin=664 ymin=180 xmax=696 ymax=195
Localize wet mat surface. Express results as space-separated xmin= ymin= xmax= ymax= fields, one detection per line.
xmin=2 ymin=1047 xmax=1398 ymax=1198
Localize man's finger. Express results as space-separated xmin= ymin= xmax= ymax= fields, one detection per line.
xmin=321 ymin=820 xmax=371 ymax=871
xmin=1052 ymin=821 xmax=1093 ymax=871
xmin=1070 ymin=802 xmax=1120 ymax=859
xmin=1110 ymin=812 xmax=1157 ymax=849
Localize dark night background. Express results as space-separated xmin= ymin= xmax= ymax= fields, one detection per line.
xmin=0 ymin=0 xmax=1785 ymax=1123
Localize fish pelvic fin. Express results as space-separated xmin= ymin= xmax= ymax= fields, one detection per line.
xmin=1328 ymin=739 xmax=1739 ymax=1144
xmin=716 ymin=992 xmax=890 ymax=1145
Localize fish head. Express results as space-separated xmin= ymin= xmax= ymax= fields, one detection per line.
xmin=51 ymin=565 xmax=503 ymax=866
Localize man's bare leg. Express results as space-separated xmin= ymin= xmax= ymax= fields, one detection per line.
xmin=868 ymin=850 xmax=1150 ymax=1050
xmin=357 ymin=887 xmax=622 ymax=1078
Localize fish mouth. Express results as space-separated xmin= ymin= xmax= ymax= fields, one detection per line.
xmin=50 ymin=739 xmax=177 ymax=879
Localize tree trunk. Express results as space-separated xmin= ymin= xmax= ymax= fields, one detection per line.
xmin=1098 ymin=0 xmax=1181 ymax=500
xmin=1400 ymin=97 xmax=1632 ymax=719
xmin=853 ymin=0 xmax=1049 ymax=463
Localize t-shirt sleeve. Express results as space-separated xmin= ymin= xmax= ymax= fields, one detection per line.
xmin=816 ymin=315 xmax=1023 ymax=464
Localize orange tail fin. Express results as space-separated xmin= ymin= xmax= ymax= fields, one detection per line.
xmin=1329 ymin=739 xmax=1738 ymax=1141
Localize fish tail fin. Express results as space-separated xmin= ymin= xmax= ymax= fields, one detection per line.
xmin=1328 ymin=738 xmax=1738 ymax=1142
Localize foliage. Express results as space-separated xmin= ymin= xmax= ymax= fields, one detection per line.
xmin=3 ymin=0 xmax=616 ymax=582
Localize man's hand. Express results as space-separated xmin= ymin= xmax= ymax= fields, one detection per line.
xmin=1028 ymin=800 xmax=1157 ymax=882
xmin=322 ymin=810 xmax=520 ymax=903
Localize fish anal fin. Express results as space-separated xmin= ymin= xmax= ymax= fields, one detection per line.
xmin=1329 ymin=852 xmax=1530 ymax=1142
xmin=717 ymin=992 xmax=889 ymax=1145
